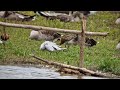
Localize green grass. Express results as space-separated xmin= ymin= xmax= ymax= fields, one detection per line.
xmin=0 ymin=11 xmax=120 ymax=75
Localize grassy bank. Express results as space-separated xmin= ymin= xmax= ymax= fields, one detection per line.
xmin=0 ymin=11 xmax=120 ymax=75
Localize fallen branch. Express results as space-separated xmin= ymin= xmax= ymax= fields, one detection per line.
xmin=31 ymin=55 xmax=119 ymax=78
xmin=0 ymin=21 xmax=109 ymax=36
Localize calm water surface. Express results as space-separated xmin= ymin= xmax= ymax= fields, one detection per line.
xmin=0 ymin=65 xmax=106 ymax=79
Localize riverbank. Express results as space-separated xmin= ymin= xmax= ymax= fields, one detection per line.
xmin=0 ymin=11 xmax=120 ymax=77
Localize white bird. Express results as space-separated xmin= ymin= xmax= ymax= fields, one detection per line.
xmin=115 ymin=17 xmax=120 ymax=24
xmin=40 ymin=41 xmax=67 ymax=51
xmin=0 ymin=40 xmax=3 ymax=44
xmin=116 ymin=41 xmax=120 ymax=50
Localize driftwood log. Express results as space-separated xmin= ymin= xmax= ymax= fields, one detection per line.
xmin=31 ymin=55 xmax=120 ymax=78
xmin=0 ymin=22 xmax=109 ymax=36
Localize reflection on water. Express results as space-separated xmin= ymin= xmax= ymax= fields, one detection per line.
xmin=0 ymin=65 xmax=105 ymax=79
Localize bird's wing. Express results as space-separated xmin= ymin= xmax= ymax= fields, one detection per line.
xmin=16 ymin=13 xmax=25 ymax=19
xmin=44 ymin=43 xmax=55 ymax=51
xmin=52 ymin=44 xmax=62 ymax=50
xmin=41 ymin=41 xmax=66 ymax=51
xmin=52 ymin=43 xmax=67 ymax=51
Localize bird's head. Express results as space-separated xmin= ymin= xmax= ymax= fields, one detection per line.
xmin=85 ymin=37 xmax=97 ymax=47
xmin=53 ymin=33 xmax=61 ymax=39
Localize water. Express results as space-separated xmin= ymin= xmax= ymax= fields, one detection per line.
xmin=0 ymin=65 xmax=105 ymax=79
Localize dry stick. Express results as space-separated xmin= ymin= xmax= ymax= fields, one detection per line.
xmin=31 ymin=55 xmax=119 ymax=78
xmin=2 ymin=19 xmax=6 ymax=49
xmin=0 ymin=21 xmax=109 ymax=36
xmin=79 ymin=15 xmax=86 ymax=68
xmin=2 ymin=26 xmax=5 ymax=49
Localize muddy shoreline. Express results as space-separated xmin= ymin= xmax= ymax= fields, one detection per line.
xmin=0 ymin=58 xmax=120 ymax=79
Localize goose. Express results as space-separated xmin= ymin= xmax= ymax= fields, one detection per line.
xmin=53 ymin=11 xmax=73 ymax=15
xmin=116 ymin=41 xmax=120 ymax=50
xmin=50 ymin=11 xmax=97 ymax=16
xmin=0 ymin=33 xmax=9 ymax=45
xmin=40 ymin=41 xmax=67 ymax=51
xmin=59 ymin=34 xmax=97 ymax=47
xmin=34 ymin=11 xmax=80 ymax=22
xmin=72 ymin=11 xmax=97 ymax=19
xmin=85 ymin=37 xmax=97 ymax=47
xmin=34 ymin=11 xmax=68 ymax=16
xmin=0 ymin=11 xmax=36 ymax=21
xmin=34 ymin=11 xmax=97 ymax=22
xmin=0 ymin=11 xmax=6 ymax=18
xmin=1 ymin=33 xmax=9 ymax=41
xmin=29 ymin=30 xmax=61 ymax=41
xmin=59 ymin=34 xmax=79 ymax=46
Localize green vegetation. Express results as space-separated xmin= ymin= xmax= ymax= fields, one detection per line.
xmin=0 ymin=11 xmax=120 ymax=75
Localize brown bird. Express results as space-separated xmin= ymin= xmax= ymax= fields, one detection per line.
xmin=59 ymin=34 xmax=97 ymax=48
xmin=1 ymin=33 xmax=9 ymax=41
xmin=34 ymin=11 xmax=80 ymax=22
xmin=59 ymin=34 xmax=79 ymax=48
xmin=0 ymin=33 xmax=9 ymax=49
xmin=0 ymin=11 xmax=36 ymax=21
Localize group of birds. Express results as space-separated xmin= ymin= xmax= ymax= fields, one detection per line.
xmin=0 ymin=11 xmax=36 ymax=46
xmin=29 ymin=30 xmax=97 ymax=51
xmin=0 ymin=11 xmax=98 ymax=51
xmin=29 ymin=11 xmax=98 ymax=51
xmin=34 ymin=11 xmax=97 ymax=22
xmin=0 ymin=11 xmax=36 ymax=21
xmin=30 ymin=11 xmax=98 ymax=51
